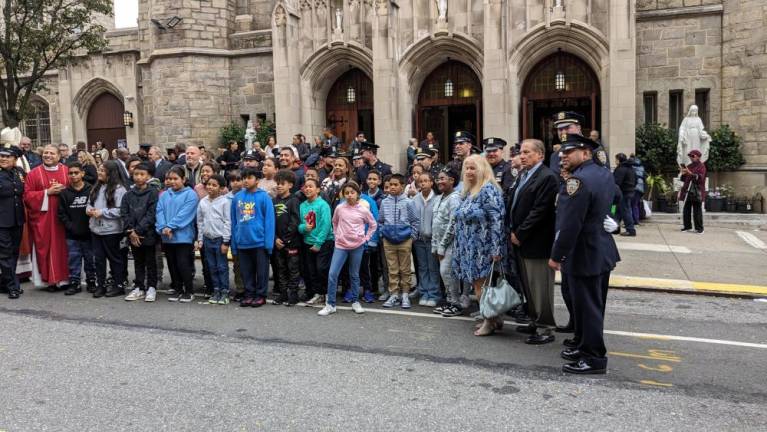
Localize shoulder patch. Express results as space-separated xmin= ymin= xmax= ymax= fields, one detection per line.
xmin=566 ymin=178 xmax=582 ymax=196
xmin=597 ymin=150 xmax=607 ymax=165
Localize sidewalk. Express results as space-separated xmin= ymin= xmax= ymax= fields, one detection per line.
xmin=592 ymin=222 xmax=767 ymax=298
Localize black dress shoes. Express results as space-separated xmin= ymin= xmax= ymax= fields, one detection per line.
xmin=560 ymin=348 xmax=583 ymax=361
xmin=525 ymin=333 xmax=555 ymax=345
xmin=562 ymin=360 xmax=606 ymax=375
xmin=104 ymin=288 xmax=124 ymax=298
xmin=563 ymin=338 xmax=579 ymax=348
xmin=8 ymin=290 xmax=20 ymax=299
xmin=515 ymin=324 xmax=537 ymax=335
xmin=64 ymin=285 xmax=82 ymax=296
xmin=93 ymin=288 xmax=106 ymax=298
xmin=555 ymin=322 xmax=574 ymax=333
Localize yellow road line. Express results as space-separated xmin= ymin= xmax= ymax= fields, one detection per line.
xmin=640 ymin=380 xmax=673 ymax=387
xmin=608 ymin=351 xmax=681 ymax=362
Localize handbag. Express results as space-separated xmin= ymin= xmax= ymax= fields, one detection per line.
xmin=381 ymin=200 xmax=412 ymax=244
xmin=479 ymin=262 xmax=521 ymax=319
xmin=687 ymin=180 xmax=702 ymax=203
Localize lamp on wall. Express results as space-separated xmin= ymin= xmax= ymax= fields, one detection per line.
xmin=555 ymin=71 xmax=566 ymax=92
xmin=123 ymin=111 xmax=134 ymax=128
xmin=444 ymin=79 xmax=454 ymax=97
xmin=347 ymin=86 xmax=356 ymax=103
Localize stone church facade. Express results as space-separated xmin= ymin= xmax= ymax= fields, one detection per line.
xmin=13 ymin=0 xmax=767 ymax=193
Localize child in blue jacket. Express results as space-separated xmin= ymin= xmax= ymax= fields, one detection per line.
xmin=155 ymin=166 xmax=199 ymax=303
xmin=230 ymin=168 xmax=275 ymax=307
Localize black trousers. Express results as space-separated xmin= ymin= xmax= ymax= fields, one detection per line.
xmin=561 ymin=277 xmax=574 ymax=325
xmin=300 ymin=241 xmax=333 ymax=296
xmin=0 ymin=226 xmax=22 ymax=293
xmin=271 ymin=247 xmax=300 ymax=301
xmin=359 ymin=247 xmax=381 ymax=294
xmin=238 ymin=247 xmax=270 ymax=299
xmin=92 ymin=233 xmax=127 ymax=289
xmin=566 ymin=271 xmax=610 ymax=368
xmin=164 ymin=243 xmax=195 ymax=295
xmin=131 ymin=244 xmax=158 ymax=290
xmin=683 ymin=198 xmax=704 ymax=232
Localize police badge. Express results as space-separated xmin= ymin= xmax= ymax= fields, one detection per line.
xmin=558 ymin=112 xmax=566 ymax=120
xmin=566 ymin=178 xmax=581 ymax=196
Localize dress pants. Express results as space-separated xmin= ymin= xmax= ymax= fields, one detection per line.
xmin=0 ymin=226 xmax=22 ymax=293
xmin=683 ymin=198 xmax=704 ymax=232
xmin=566 ymin=271 xmax=610 ymax=368
xmin=518 ymin=257 xmax=557 ymax=330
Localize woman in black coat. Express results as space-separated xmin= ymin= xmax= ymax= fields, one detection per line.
xmin=77 ymin=151 xmax=99 ymax=185
xmin=217 ymin=140 xmax=242 ymax=175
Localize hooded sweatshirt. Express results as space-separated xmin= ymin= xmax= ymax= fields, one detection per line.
xmin=230 ymin=187 xmax=275 ymax=254
xmin=121 ymin=185 xmax=159 ymax=246
xmin=198 ymin=194 xmax=231 ymax=243
xmin=87 ymin=185 xmax=127 ymax=236
xmin=155 ymin=186 xmax=199 ymax=244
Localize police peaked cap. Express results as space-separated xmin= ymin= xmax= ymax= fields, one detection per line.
xmin=559 ymin=133 xmax=599 ymax=152
xmin=482 ymin=137 xmax=507 ymax=151
xmin=553 ymin=111 xmax=586 ymax=128
xmin=453 ymin=130 xmax=476 ymax=144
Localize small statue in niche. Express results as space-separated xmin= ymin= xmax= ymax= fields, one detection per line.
xmin=436 ymin=0 xmax=447 ymax=21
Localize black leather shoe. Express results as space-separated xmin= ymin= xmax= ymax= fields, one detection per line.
xmin=93 ymin=288 xmax=106 ymax=298
xmin=562 ymin=360 xmax=606 ymax=375
xmin=64 ymin=286 xmax=82 ymax=296
xmin=105 ymin=289 xmax=124 ymax=298
xmin=619 ymin=231 xmax=636 ymax=237
xmin=515 ymin=325 xmax=537 ymax=335
xmin=525 ymin=333 xmax=555 ymax=345
xmin=555 ymin=322 xmax=574 ymax=333
xmin=86 ymin=282 xmax=97 ymax=293
xmin=8 ymin=290 xmax=20 ymax=299
xmin=563 ymin=338 xmax=579 ymax=348
xmin=45 ymin=285 xmax=58 ymax=292
xmin=560 ymin=348 xmax=583 ymax=361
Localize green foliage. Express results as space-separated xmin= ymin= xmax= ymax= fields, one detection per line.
xmin=220 ymin=122 xmax=246 ymax=147
xmin=0 ymin=0 xmax=113 ymax=126
xmin=635 ymin=123 xmax=678 ymax=176
xmin=706 ymin=125 xmax=746 ymax=172
xmin=645 ymin=174 xmax=669 ymax=201
xmin=255 ymin=118 xmax=276 ymax=147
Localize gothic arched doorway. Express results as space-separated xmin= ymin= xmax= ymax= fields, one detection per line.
xmin=521 ymin=51 xmax=600 ymax=156
xmin=326 ymin=68 xmax=374 ymax=148
xmin=86 ymin=92 xmax=126 ymax=152
xmin=417 ymin=61 xmax=482 ymax=162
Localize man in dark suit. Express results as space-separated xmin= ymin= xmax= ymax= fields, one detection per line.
xmin=148 ymin=145 xmax=172 ymax=184
xmin=508 ymin=139 xmax=560 ymax=345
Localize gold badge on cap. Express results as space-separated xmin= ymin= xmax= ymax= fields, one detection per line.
xmin=488 ymin=138 xmax=494 ymax=144
xmin=560 ymin=132 xmax=568 ymax=142
xmin=566 ymin=178 xmax=582 ymax=196
xmin=456 ymin=131 xmax=462 ymax=137
xmin=558 ymin=112 xmax=566 ymax=120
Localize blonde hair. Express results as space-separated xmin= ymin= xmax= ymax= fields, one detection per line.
xmin=461 ymin=154 xmax=500 ymax=198
xmin=78 ymin=150 xmax=96 ymax=166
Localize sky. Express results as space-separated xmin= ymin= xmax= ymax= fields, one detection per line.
xmin=114 ymin=0 xmax=139 ymax=29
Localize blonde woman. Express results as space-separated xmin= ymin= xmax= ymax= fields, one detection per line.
xmin=451 ymin=154 xmax=505 ymax=336
xmin=78 ymin=150 xmax=99 ymax=185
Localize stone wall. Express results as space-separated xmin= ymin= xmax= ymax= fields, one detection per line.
xmin=638 ymin=0 xmax=723 ymax=11
xmin=636 ymin=12 xmax=722 ymax=129
xmin=229 ymin=54 xmax=276 ymax=134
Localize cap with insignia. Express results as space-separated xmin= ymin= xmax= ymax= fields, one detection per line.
xmin=415 ymin=148 xmax=432 ymax=160
xmin=482 ymin=137 xmax=507 ymax=152
xmin=352 ymin=154 xmax=363 ymax=160
xmin=359 ymin=142 xmax=379 ymax=152
xmin=0 ymin=146 xmax=23 ymax=158
xmin=559 ymin=133 xmax=599 ymax=153
xmin=453 ymin=130 xmax=475 ymax=144
xmin=553 ymin=111 xmax=586 ymax=129
xmin=243 ymin=149 xmax=259 ymax=160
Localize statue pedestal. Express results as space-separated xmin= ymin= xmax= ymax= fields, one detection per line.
xmin=435 ymin=18 xmax=448 ymax=34
xmin=332 ymin=28 xmax=343 ymax=41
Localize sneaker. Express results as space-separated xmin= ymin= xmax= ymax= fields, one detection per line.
xmin=441 ymin=304 xmax=463 ymax=317
xmin=145 ymin=287 xmax=157 ymax=302
xmin=306 ymin=294 xmax=324 ymax=305
xmin=273 ymin=295 xmax=288 ymax=305
xmin=695 ymin=230 xmax=704 ymax=234
xmin=209 ymin=291 xmax=221 ymax=304
xmin=378 ymin=292 xmax=390 ymax=302
xmin=168 ymin=292 xmax=180 ymax=302
xmin=342 ymin=290 xmax=354 ymax=303
xmin=218 ymin=294 xmax=230 ymax=305
xmin=240 ymin=297 xmax=254 ymax=307
xmin=382 ymin=295 xmax=400 ymax=308
xmin=351 ymin=302 xmax=365 ymax=314
xmin=317 ymin=304 xmax=336 ymax=316
xmin=401 ymin=294 xmax=411 ymax=309
xmin=432 ymin=303 xmax=447 ymax=314
xmin=424 ymin=299 xmax=437 ymax=308
xmin=363 ymin=291 xmax=376 ymax=303
xmin=418 ymin=297 xmax=428 ymax=306
xmin=124 ymin=288 xmax=145 ymax=301
xmin=166 ymin=288 xmax=178 ymax=296
xmin=179 ymin=293 xmax=194 ymax=303
xmin=681 ymin=227 xmax=691 ymax=232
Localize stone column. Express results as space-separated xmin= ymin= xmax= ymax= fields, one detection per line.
xmin=372 ymin=1 xmax=401 ymax=170
xmin=482 ymin=0 xmax=511 ymax=143
xmin=272 ymin=5 xmax=302 ymax=145
xmin=607 ymin=0 xmax=636 ymax=160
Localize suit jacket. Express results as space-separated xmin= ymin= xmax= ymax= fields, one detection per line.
xmin=507 ymin=164 xmax=559 ymax=259
xmin=154 ymin=159 xmax=173 ymax=183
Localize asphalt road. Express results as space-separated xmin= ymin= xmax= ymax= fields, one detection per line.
xmin=1 ymin=279 xmax=766 ymax=430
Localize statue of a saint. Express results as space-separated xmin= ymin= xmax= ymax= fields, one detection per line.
xmin=677 ymin=105 xmax=710 ymax=166
xmin=436 ymin=0 xmax=448 ymax=20
xmin=244 ymin=120 xmax=256 ymax=151
xmin=335 ymin=8 xmax=343 ymax=31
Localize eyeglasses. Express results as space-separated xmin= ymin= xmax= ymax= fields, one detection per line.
xmin=68 ymin=171 xmax=82 ymax=175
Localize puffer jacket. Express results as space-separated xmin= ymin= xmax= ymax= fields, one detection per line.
xmin=378 ymin=192 xmax=419 ymax=241
xmin=431 ymin=190 xmax=461 ymax=256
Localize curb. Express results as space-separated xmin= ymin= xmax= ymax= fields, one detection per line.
xmin=556 ymin=274 xmax=767 ymax=299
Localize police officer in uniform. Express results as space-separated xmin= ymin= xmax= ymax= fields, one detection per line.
xmin=355 ymin=142 xmax=392 ymax=185
xmin=0 ymin=146 xmax=26 ymax=299
xmin=548 ymin=133 xmax=620 ymax=374
xmin=483 ymin=137 xmax=515 ymax=191
xmin=550 ymin=111 xmax=610 ymax=177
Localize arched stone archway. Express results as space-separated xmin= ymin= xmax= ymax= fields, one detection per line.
xmin=72 ymin=77 xmax=125 ymax=118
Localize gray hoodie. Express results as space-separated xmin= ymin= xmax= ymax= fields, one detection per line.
xmin=431 ymin=190 xmax=461 ymax=256
xmin=87 ymin=185 xmax=127 ymax=235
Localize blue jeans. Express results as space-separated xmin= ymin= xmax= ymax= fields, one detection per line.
xmin=203 ymin=237 xmax=229 ymax=293
xmin=67 ymin=238 xmax=95 ymax=284
xmin=619 ymin=191 xmax=636 ymax=234
xmin=413 ymin=238 xmax=441 ymax=301
xmin=326 ymin=245 xmax=364 ymax=307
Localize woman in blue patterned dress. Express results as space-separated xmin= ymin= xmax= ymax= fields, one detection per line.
xmin=452 ymin=154 xmax=506 ymax=336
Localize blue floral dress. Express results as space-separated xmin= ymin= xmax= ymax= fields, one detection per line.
xmin=451 ymin=183 xmax=505 ymax=283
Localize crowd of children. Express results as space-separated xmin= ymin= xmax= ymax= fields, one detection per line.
xmin=57 ymin=154 xmax=475 ymax=318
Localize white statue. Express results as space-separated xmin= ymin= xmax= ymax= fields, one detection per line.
xmin=244 ymin=120 xmax=256 ymax=150
xmin=335 ymin=8 xmax=343 ymax=31
xmin=677 ymin=105 xmax=710 ymax=166
xmin=436 ymin=0 xmax=447 ymax=20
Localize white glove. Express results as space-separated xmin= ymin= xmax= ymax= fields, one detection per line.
xmin=603 ymin=215 xmax=618 ymax=233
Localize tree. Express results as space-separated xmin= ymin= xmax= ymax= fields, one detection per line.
xmin=0 ymin=0 xmax=112 ymax=127
xmin=635 ymin=123 xmax=678 ymax=176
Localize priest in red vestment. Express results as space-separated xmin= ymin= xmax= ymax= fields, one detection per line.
xmin=23 ymin=144 xmax=69 ymax=289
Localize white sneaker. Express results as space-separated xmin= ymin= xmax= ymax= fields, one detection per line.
xmin=401 ymin=294 xmax=411 ymax=309
xmin=306 ymin=294 xmax=323 ymax=305
xmin=378 ymin=292 xmax=390 ymax=301
xmin=418 ymin=297 xmax=428 ymax=306
xmin=382 ymin=295 xmax=400 ymax=308
xmin=124 ymin=288 xmax=145 ymax=301
xmin=351 ymin=302 xmax=365 ymax=314
xmin=317 ymin=304 xmax=336 ymax=316
xmin=424 ymin=299 xmax=437 ymax=308
xmin=145 ymin=287 xmax=156 ymax=302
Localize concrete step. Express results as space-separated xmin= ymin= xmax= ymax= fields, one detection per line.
xmin=647 ymin=211 xmax=767 ymax=228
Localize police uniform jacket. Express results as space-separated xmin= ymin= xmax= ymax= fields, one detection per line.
xmin=0 ymin=167 xmax=25 ymax=228
xmin=551 ymin=143 xmax=610 ymax=177
xmin=551 ymin=160 xmax=620 ymax=276
xmin=491 ymin=159 xmax=515 ymax=191
xmin=355 ymin=159 xmax=392 ymax=185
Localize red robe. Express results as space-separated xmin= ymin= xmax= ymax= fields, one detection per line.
xmin=23 ymin=164 xmax=70 ymax=285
